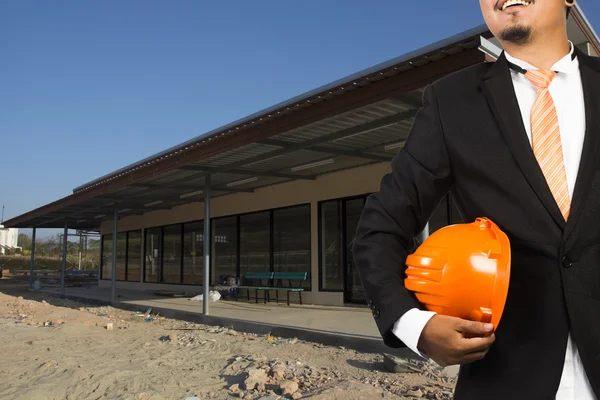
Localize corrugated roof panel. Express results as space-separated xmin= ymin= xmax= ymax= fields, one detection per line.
xmin=305 ymin=156 xmax=377 ymax=176
xmin=145 ymin=169 xmax=201 ymax=185
xmin=197 ymin=143 xmax=282 ymax=167
xmin=242 ymin=149 xmax=330 ymax=171
xmin=271 ymin=99 xmax=410 ymax=144
xmin=323 ymin=120 xmax=413 ymax=150
xmin=208 ymin=173 xmax=252 ymax=186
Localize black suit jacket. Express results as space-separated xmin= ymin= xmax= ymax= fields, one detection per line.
xmin=352 ymin=48 xmax=600 ymax=399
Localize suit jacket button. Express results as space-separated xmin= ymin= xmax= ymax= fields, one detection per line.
xmin=562 ymin=256 xmax=573 ymax=268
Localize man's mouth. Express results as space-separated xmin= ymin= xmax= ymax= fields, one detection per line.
xmin=500 ymin=0 xmax=532 ymax=11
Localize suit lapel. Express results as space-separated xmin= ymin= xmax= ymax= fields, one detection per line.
xmin=564 ymin=50 xmax=600 ymax=239
xmin=481 ymin=52 xmax=566 ymax=229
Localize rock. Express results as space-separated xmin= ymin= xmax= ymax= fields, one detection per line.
xmin=229 ymin=384 xmax=240 ymax=392
xmin=383 ymin=354 xmax=422 ymax=374
xmin=406 ymin=388 xmax=423 ymax=398
xmin=244 ymin=368 xmax=268 ymax=391
xmin=280 ymin=380 xmax=299 ymax=395
xmin=271 ymin=364 xmax=286 ymax=381
xmin=168 ymin=334 xmax=178 ymax=344
xmin=257 ymin=395 xmax=280 ymax=400
xmin=292 ymin=392 xmax=303 ymax=399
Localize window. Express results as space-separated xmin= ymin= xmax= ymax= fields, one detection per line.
xmin=212 ymin=216 xmax=237 ymax=284
xmin=239 ymin=212 xmax=270 ymax=283
xmin=127 ymin=230 xmax=142 ymax=282
xmin=101 ymin=234 xmax=113 ymax=280
xmin=319 ymin=201 xmax=343 ymax=291
xmin=273 ymin=205 xmax=310 ymax=289
xmin=163 ymin=224 xmax=182 ymax=284
xmin=183 ymin=221 xmax=204 ymax=285
xmin=115 ymin=232 xmax=127 ymax=281
xmin=144 ymin=227 xmax=162 ymax=283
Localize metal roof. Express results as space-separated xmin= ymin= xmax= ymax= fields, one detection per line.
xmin=5 ymin=9 xmax=600 ymax=231
xmin=71 ymin=23 xmax=491 ymax=194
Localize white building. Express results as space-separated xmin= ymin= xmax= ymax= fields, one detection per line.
xmin=0 ymin=224 xmax=19 ymax=255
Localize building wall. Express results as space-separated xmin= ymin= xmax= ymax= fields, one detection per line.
xmin=0 ymin=226 xmax=19 ymax=255
xmin=99 ymin=162 xmax=392 ymax=306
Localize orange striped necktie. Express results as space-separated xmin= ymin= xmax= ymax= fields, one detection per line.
xmin=524 ymin=69 xmax=570 ymax=220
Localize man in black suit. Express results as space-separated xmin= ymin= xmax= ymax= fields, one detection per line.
xmin=352 ymin=0 xmax=600 ymax=398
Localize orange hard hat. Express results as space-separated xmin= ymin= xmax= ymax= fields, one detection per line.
xmin=404 ymin=217 xmax=511 ymax=330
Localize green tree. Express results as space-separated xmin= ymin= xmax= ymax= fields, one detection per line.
xmin=18 ymin=234 xmax=32 ymax=251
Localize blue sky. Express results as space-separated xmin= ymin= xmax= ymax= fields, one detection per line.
xmin=2 ymin=1 xmax=599 ymax=237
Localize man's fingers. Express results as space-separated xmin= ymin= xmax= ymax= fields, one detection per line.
xmin=455 ymin=334 xmax=496 ymax=354
xmin=459 ymin=348 xmax=491 ymax=364
xmin=458 ymin=334 xmax=496 ymax=354
xmin=455 ymin=319 xmax=494 ymax=336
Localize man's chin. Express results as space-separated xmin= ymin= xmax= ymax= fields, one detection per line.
xmin=499 ymin=24 xmax=532 ymax=45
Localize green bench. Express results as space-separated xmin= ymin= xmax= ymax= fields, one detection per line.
xmin=236 ymin=271 xmax=307 ymax=306
xmin=237 ymin=272 xmax=274 ymax=304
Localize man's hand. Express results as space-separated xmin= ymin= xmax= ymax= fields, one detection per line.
xmin=417 ymin=315 xmax=496 ymax=367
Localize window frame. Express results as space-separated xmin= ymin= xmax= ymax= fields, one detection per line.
xmin=100 ymin=229 xmax=142 ymax=282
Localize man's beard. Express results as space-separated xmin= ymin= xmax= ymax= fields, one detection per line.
xmin=500 ymin=25 xmax=532 ymax=45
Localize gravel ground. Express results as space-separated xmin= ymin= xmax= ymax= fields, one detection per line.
xmin=0 ymin=283 xmax=456 ymax=400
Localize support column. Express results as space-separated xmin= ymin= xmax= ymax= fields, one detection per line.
xmin=203 ymin=175 xmax=211 ymax=315
xmin=111 ymin=210 xmax=118 ymax=302
xmin=78 ymin=233 xmax=83 ymax=270
xmin=60 ymin=222 xmax=68 ymax=295
xmin=140 ymin=228 xmax=145 ymax=283
xmin=29 ymin=228 xmax=36 ymax=289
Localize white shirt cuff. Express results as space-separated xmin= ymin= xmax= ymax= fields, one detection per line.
xmin=392 ymin=308 xmax=437 ymax=358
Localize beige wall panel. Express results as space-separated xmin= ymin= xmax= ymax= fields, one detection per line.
xmin=100 ymin=162 xmax=391 ymax=234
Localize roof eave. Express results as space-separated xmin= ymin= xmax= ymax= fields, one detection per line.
xmin=573 ymin=3 xmax=600 ymax=55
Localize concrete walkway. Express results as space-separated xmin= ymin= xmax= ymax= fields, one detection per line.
xmin=39 ymin=285 xmax=420 ymax=360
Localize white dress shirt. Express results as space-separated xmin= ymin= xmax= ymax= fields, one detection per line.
xmin=392 ymin=41 xmax=597 ymax=400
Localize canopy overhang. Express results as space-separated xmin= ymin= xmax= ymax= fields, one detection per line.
xmin=5 ymin=9 xmax=600 ymax=231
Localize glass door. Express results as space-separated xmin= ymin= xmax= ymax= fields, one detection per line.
xmin=344 ymin=198 xmax=366 ymax=304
